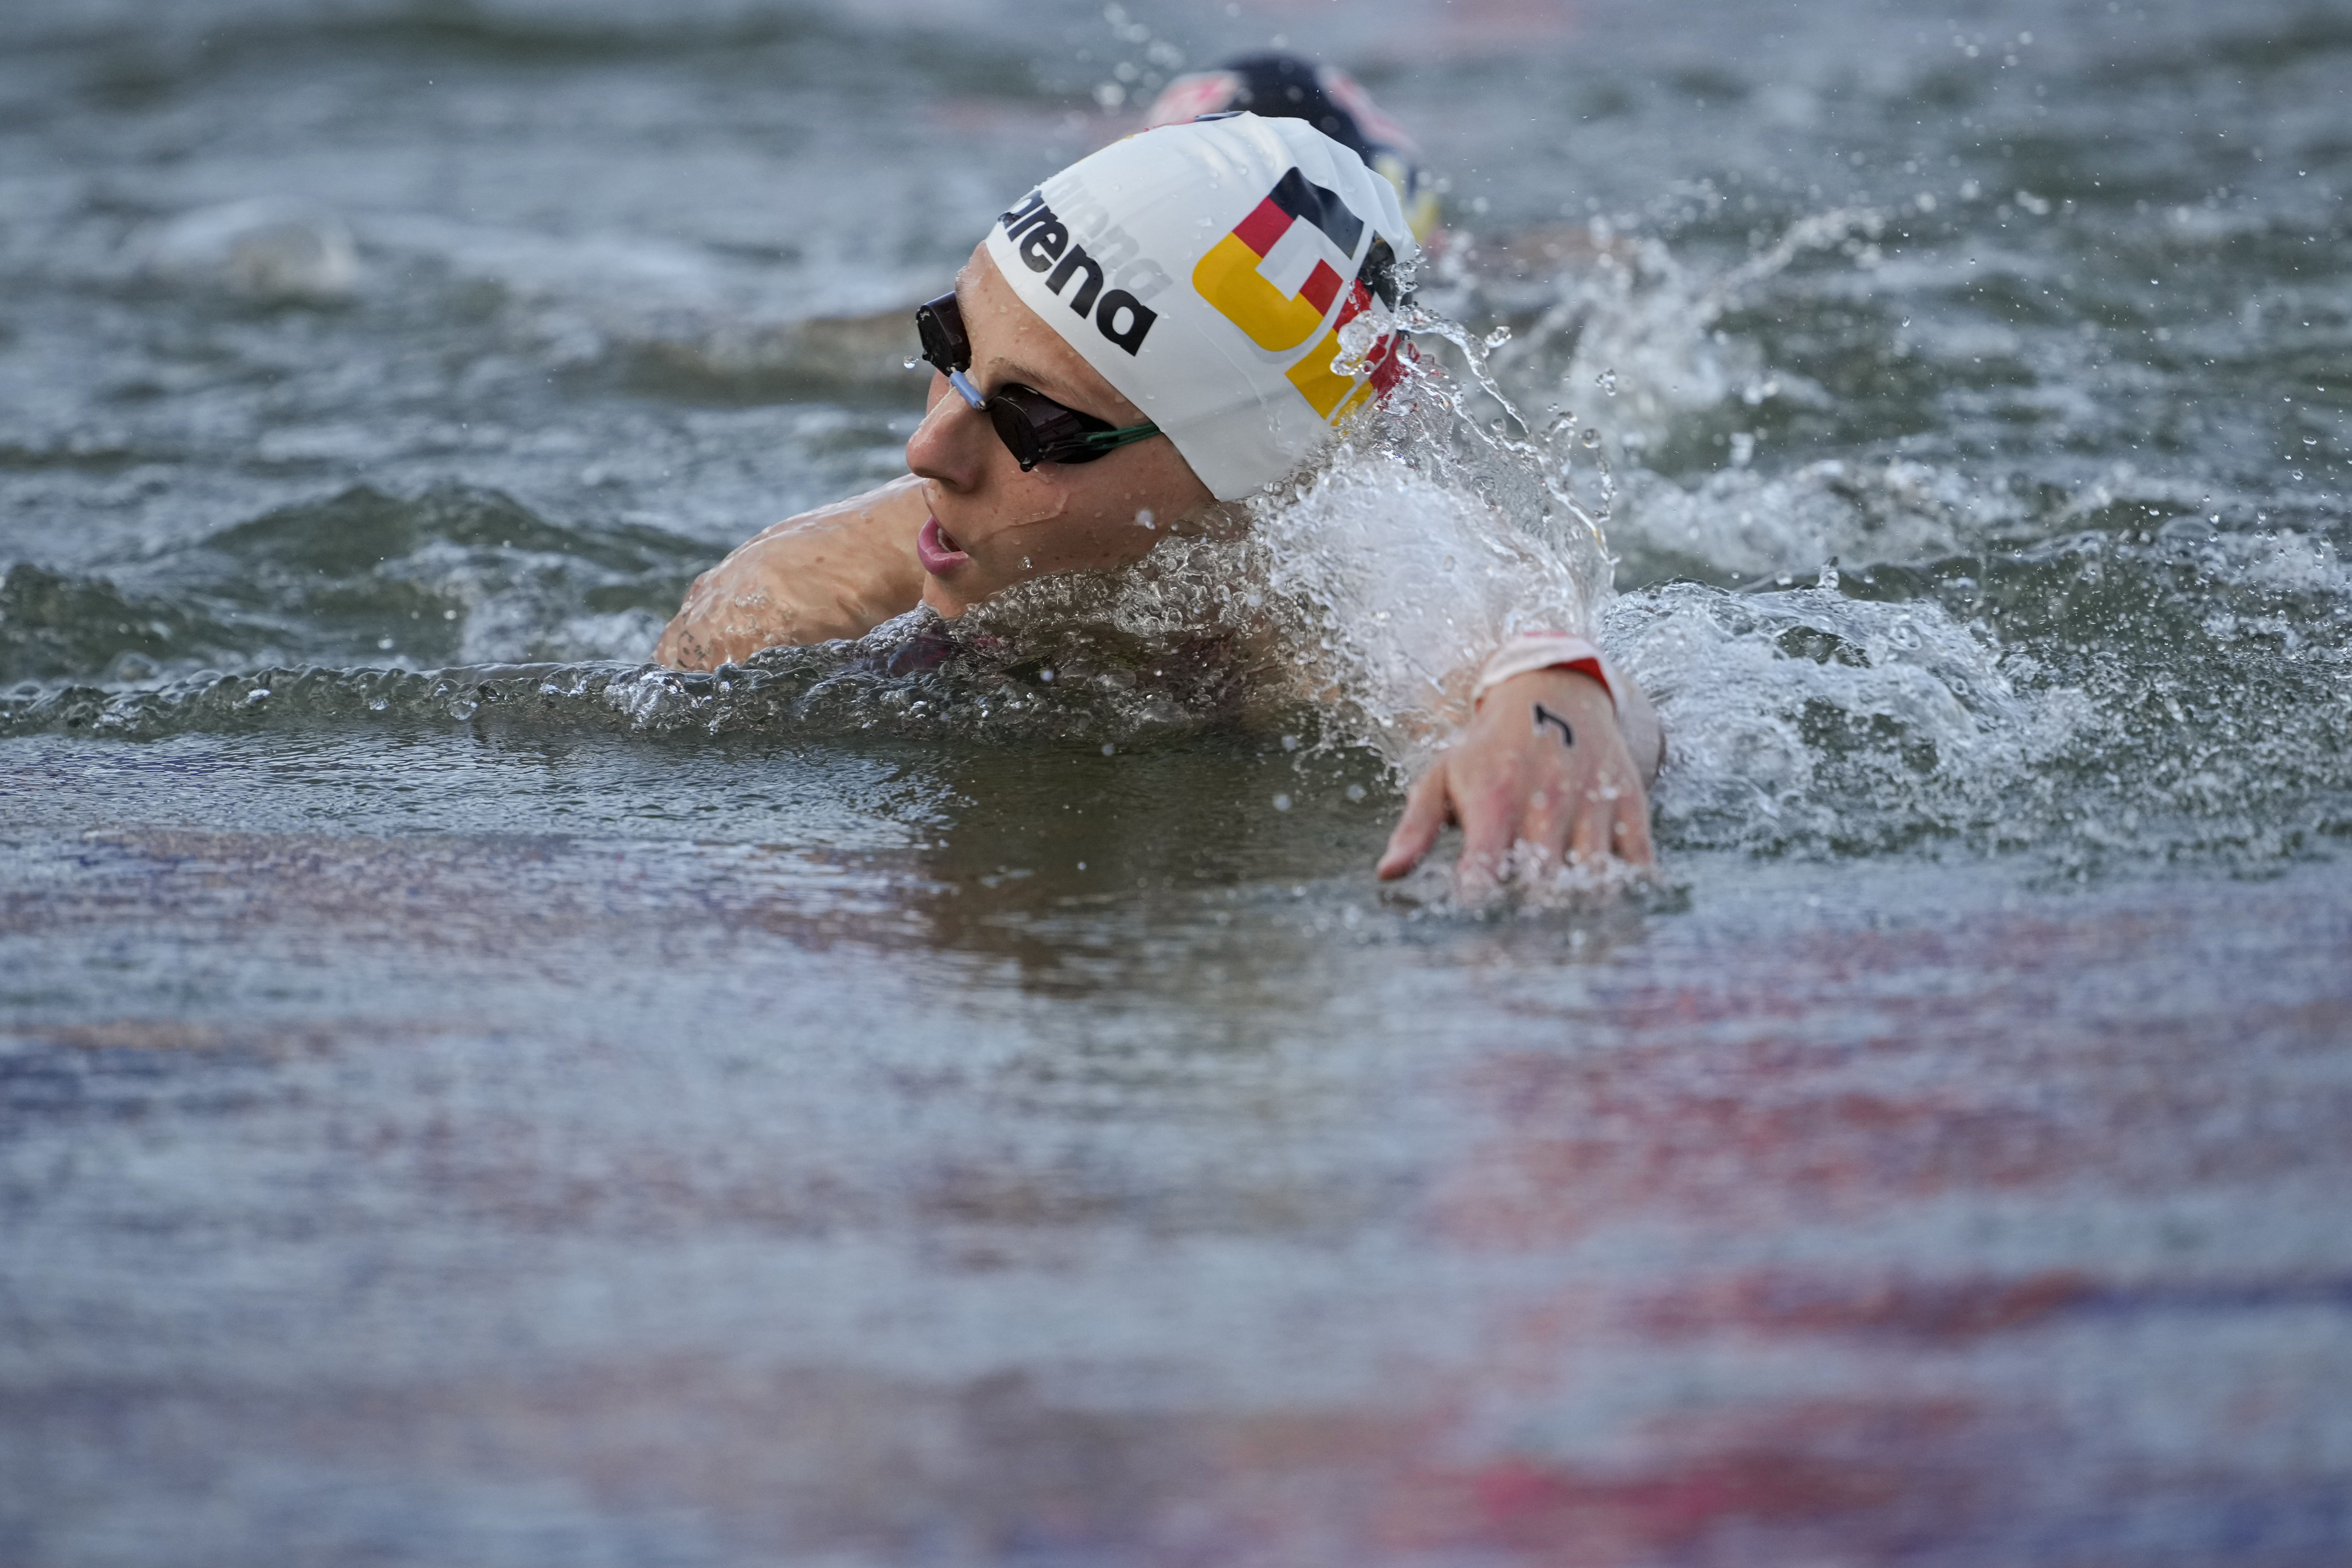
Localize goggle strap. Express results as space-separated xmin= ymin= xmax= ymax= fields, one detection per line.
xmin=1069 ymin=421 xmax=1161 ymax=453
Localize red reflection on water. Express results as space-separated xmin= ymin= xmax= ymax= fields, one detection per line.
xmin=1633 ymin=1267 xmax=2100 ymax=1340
xmin=1377 ymin=1406 xmax=1968 ymax=1560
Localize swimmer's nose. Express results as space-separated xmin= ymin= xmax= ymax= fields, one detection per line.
xmin=907 ymin=373 xmax=990 ymax=493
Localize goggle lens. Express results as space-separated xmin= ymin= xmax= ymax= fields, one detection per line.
xmin=914 ymin=292 xmax=1160 ymax=472
xmin=915 ymin=293 xmax=969 ymax=378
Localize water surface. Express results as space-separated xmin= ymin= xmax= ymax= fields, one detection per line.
xmin=3 ymin=1 xmax=2349 ymax=1562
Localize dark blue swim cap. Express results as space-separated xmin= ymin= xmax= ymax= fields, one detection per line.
xmin=1145 ymin=53 xmax=1440 ymax=241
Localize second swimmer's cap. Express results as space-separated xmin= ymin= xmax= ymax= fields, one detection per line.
xmin=981 ymin=113 xmax=1418 ymax=501
xmin=1145 ymin=54 xmax=1442 ymax=244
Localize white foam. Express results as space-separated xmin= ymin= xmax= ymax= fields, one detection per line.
xmin=1477 ymin=206 xmax=1893 ymax=459
xmin=1615 ymin=458 xmax=2016 ymax=582
xmin=1607 ymin=579 xmax=2077 ymax=854
xmin=134 ymin=198 xmax=360 ymax=301
xmin=1251 ymin=446 xmax=1603 ymax=771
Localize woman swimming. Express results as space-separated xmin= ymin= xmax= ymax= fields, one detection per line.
xmin=655 ymin=110 xmax=1661 ymax=891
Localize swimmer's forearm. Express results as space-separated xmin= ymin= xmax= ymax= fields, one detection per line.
xmin=656 ymin=477 xmax=930 ymax=669
xmin=736 ymin=473 xmax=927 ymax=554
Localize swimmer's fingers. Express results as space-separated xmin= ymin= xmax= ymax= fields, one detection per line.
xmin=1612 ymin=786 xmax=1657 ymax=867
xmin=1376 ymin=765 xmax=1454 ymax=880
xmin=1452 ymin=778 xmax=1520 ymax=899
xmin=1519 ymin=781 xmax=1575 ymax=877
xmin=1567 ymin=790 xmax=1613 ymax=867
xmin=1569 ymin=778 xmax=1656 ymax=871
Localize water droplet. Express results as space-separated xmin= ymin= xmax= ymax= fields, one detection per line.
xmin=902 ymin=355 xmax=921 ymax=371
xmin=1281 ymin=733 xmax=1299 ymax=751
xmin=1345 ymin=783 xmax=1367 ymax=802
xmin=1595 ymin=368 xmax=1619 ymax=397
xmin=1272 ymin=793 xmax=1292 ymax=812
xmin=1135 ymin=508 xmax=1155 ymax=529
xmin=1101 ymin=743 xmax=1116 ymax=756
xmin=2305 ymin=436 xmax=2319 ymax=447
xmin=1581 ymin=428 xmax=1600 ymax=448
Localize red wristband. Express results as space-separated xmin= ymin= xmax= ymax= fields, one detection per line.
xmin=1471 ymin=632 xmax=1617 ymax=712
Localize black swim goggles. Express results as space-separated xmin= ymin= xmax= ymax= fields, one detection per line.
xmin=914 ymin=291 xmax=1161 ymax=471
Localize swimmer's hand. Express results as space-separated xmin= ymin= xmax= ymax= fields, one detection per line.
xmin=1377 ymin=668 xmax=1661 ymax=895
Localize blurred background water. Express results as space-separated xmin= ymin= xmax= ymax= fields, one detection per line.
xmin=3 ymin=1 xmax=2349 ymax=1563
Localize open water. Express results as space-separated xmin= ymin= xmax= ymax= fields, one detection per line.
xmin=3 ymin=1 xmax=2349 ymax=1563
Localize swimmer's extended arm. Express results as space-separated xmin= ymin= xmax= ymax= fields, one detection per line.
xmin=1377 ymin=665 xmax=1663 ymax=891
xmin=655 ymin=475 xmax=930 ymax=670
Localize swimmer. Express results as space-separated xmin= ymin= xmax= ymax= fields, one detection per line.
xmin=657 ymin=110 xmax=1662 ymax=891
xmin=1141 ymin=52 xmax=1444 ymax=245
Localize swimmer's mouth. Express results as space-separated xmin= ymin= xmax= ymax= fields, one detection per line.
xmin=917 ymin=516 xmax=969 ymax=575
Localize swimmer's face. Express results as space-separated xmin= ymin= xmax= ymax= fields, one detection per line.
xmin=905 ymin=245 xmax=1213 ymax=616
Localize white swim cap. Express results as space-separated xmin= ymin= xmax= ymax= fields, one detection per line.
xmin=981 ymin=113 xmax=1420 ymax=501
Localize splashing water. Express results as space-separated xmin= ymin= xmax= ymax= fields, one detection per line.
xmin=909 ymin=295 xmax=1628 ymax=777
xmin=3 ymin=162 xmax=2345 ymax=882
